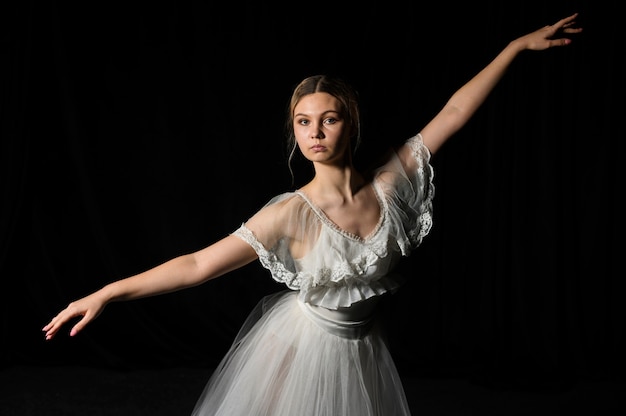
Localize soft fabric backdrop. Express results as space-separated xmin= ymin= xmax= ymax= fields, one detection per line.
xmin=2 ymin=0 xmax=622 ymax=388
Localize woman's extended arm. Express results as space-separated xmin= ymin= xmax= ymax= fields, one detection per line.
xmin=420 ymin=13 xmax=582 ymax=154
xmin=42 ymin=235 xmax=258 ymax=340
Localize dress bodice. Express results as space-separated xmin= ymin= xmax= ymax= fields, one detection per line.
xmin=233 ymin=133 xmax=435 ymax=310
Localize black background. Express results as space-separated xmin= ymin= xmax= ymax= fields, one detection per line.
xmin=2 ymin=0 xmax=623 ymax=395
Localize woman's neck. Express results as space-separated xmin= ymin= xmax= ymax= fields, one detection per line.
xmin=302 ymin=163 xmax=366 ymax=203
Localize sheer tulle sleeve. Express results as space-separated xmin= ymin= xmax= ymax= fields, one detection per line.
xmin=230 ymin=192 xmax=321 ymax=290
xmin=374 ymin=133 xmax=435 ymax=255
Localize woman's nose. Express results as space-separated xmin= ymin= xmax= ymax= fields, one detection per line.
xmin=311 ymin=127 xmax=325 ymax=139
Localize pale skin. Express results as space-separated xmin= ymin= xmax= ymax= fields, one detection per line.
xmin=43 ymin=13 xmax=582 ymax=340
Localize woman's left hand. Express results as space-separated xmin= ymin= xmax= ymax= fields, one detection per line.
xmin=515 ymin=12 xmax=583 ymax=51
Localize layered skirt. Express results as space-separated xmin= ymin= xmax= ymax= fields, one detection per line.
xmin=191 ymin=290 xmax=411 ymax=416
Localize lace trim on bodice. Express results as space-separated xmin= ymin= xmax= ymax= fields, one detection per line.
xmin=232 ymin=222 xmax=401 ymax=308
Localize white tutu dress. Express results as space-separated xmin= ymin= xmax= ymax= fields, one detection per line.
xmin=191 ymin=134 xmax=434 ymax=416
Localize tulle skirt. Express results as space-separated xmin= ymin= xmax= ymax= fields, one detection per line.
xmin=191 ymin=290 xmax=411 ymax=416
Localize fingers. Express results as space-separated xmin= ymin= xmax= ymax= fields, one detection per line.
xmin=552 ymin=12 xmax=577 ymax=28
xmin=538 ymin=13 xmax=582 ymax=49
xmin=42 ymin=317 xmax=64 ymax=340
xmin=552 ymin=12 xmax=582 ymax=34
xmin=42 ymin=318 xmax=63 ymax=340
xmin=69 ymin=317 xmax=89 ymax=337
xmin=42 ymin=305 xmax=87 ymax=340
xmin=42 ymin=313 xmax=62 ymax=339
xmin=551 ymin=38 xmax=572 ymax=48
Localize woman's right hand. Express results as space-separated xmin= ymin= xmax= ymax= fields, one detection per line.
xmin=42 ymin=290 xmax=109 ymax=340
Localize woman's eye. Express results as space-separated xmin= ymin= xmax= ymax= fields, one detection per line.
xmin=298 ymin=119 xmax=309 ymax=126
xmin=324 ymin=118 xmax=337 ymax=125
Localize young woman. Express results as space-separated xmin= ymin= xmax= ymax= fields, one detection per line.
xmin=43 ymin=13 xmax=582 ymax=416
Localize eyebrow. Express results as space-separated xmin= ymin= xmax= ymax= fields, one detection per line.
xmin=294 ymin=110 xmax=341 ymax=118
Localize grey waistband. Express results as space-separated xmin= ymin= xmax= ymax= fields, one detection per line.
xmin=297 ymin=299 xmax=375 ymax=339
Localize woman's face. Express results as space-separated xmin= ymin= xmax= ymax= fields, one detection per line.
xmin=293 ymin=92 xmax=351 ymax=165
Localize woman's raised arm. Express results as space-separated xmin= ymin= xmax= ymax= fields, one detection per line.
xmin=420 ymin=13 xmax=582 ymax=154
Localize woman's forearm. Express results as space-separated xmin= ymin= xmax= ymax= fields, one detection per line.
xmin=99 ymin=254 xmax=203 ymax=303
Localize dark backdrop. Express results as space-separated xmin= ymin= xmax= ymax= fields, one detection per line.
xmin=2 ymin=0 xmax=623 ymax=388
